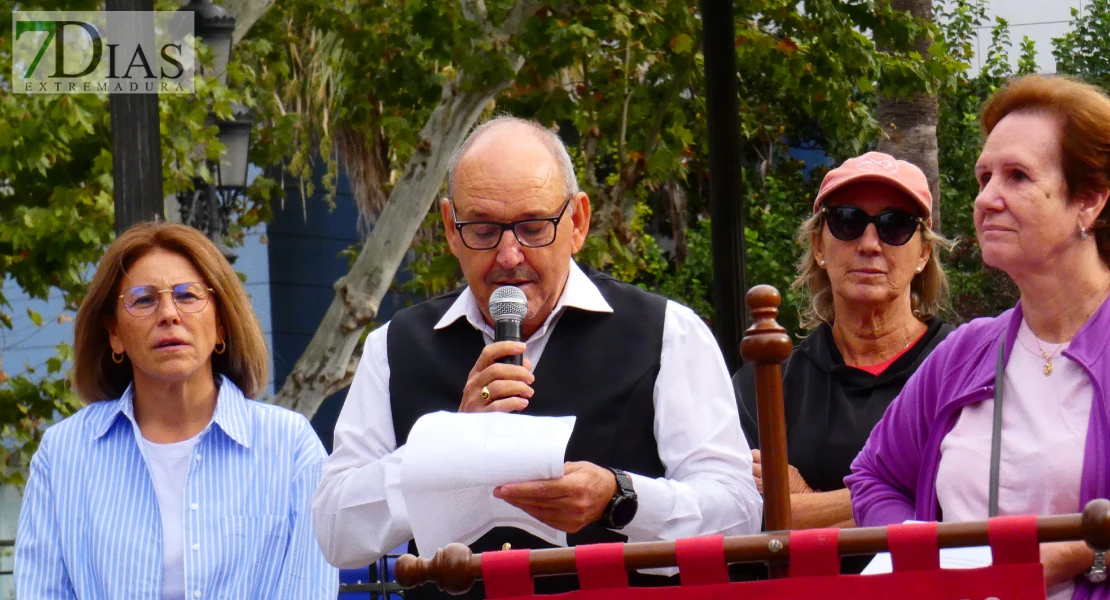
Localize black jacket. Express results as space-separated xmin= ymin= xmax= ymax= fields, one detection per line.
xmin=733 ymin=316 xmax=953 ymax=493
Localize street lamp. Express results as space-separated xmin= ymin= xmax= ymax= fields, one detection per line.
xmin=175 ymin=0 xmax=252 ymax=262
xmin=212 ymin=109 xmax=252 ymax=191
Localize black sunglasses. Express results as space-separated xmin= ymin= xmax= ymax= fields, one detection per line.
xmin=822 ymin=205 xmax=925 ymax=247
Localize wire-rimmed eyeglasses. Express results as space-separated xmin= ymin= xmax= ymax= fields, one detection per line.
xmin=450 ymin=195 xmax=573 ymax=250
xmin=118 ymin=282 xmax=215 ymax=318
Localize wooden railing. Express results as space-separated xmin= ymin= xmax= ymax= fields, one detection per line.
xmin=394 ymin=499 xmax=1110 ymax=595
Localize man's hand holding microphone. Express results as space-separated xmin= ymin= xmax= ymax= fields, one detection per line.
xmin=459 ymin=286 xmax=534 ymax=414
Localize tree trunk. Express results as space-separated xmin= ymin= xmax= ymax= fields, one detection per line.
xmin=664 ymin=178 xmax=689 ymax=266
xmin=224 ymin=0 xmax=276 ymax=44
xmin=270 ymin=1 xmax=545 ymax=417
xmin=877 ymin=0 xmax=942 ymax=232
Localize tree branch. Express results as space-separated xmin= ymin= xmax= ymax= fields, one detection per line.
xmin=500 ymin=0 xmax=546 ymax=38
xmin=641 ymin=55 xmax=693 ymax=166
xmin=618 ymin=42 xmax=632 ymax=169
xmin=583 ymin=134 xmax=601 ymax=192
xmin=460 ymin=0 xmax=493 ymax=36
xmin=224 ymin=0 xmax=276 ymax=44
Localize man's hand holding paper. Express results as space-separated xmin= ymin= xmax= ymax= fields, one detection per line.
xmin=400 ymin=411 xmax=577 ymax=555
xmin=494 ymin=461 xmax=617 ymax=534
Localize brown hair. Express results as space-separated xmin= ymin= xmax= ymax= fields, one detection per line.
xmin=981 ymin=74 xmax=1110 ymax=262
xmin=72 ymin=222 xmax=269 ymax=402
xmin=794 ymin=209 xmax=953 ymax=330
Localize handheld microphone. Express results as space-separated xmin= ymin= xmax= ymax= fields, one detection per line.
xmin=489 ymin=286 xmax=528 ymax=366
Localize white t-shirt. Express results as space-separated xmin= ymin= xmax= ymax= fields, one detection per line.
xmin=937 ymin=318 xmax=1093 ymax=600
xmin=142 ymin=429 xmax=205 ymax=600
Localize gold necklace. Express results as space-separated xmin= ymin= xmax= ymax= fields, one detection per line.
xmin=1034 ymin=340 xmax=1064 ymax=376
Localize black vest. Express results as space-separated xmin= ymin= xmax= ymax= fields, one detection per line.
xmin=387 ymin=267 xmax=673 ymax=597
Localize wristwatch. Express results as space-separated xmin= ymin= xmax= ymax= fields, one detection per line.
xmin=1088 ymin=551 xmax=1107 ymax=584
xmin=603 ymin=468 xmax=638 ymax=530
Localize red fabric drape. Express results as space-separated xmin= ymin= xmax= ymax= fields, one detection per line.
xmin=482 ymin=515 xmax=1047 ymax=600
xmin=575 ymin=543 xmax=628 ymax=590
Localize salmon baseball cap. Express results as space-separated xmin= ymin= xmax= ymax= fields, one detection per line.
xmin=813 ymin=152 xmax=932 ymax=223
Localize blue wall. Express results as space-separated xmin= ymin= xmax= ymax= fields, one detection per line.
xmin=266 ymin=165 xmax=414 ymax=451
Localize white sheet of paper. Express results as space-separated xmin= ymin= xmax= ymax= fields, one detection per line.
xmin=401 ymin=411 xmax=577 ymax=556
xmin=861 ymin=521 xmax=993 ymax=575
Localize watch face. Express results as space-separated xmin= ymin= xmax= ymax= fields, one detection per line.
xmin=611 ymin=496 xmax=638 ymax=528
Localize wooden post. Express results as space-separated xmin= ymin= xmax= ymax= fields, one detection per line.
xmin=108 ymin=0 xmax=164 ymax=234
xmin=700 ymin=0 xmax=748 ymax=373
xmin=740 ymin=284 xmax=794 ymax=576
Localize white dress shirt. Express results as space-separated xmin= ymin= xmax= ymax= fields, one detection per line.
xmin=311 ymin=261 xmax=762 ymax=569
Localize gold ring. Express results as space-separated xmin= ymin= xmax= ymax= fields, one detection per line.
xmin=480 ymin=386 xmax=491 ymax=401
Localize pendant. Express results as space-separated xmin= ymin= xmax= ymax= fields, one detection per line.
xmin=1044 ymin=361 xmax=1054 ymax=376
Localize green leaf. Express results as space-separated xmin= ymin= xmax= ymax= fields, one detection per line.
xmin=672 ymin=33 xmax=694 ymax=55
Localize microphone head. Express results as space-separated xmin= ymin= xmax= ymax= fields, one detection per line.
xmin=489 ymin=285 xmax=528 ymax=323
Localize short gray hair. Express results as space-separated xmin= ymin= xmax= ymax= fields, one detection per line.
xmin=447 ymin=116 xmax=580 ymax=200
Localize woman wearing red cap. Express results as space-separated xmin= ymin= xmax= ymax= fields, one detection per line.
xmin=733 ymin=151 xmax=953 ymax=571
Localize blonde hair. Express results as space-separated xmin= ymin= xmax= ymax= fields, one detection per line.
xmin=794 ymin=209 xmax=953 ymax=330
xmin=72 ymin=222 xmax=269 ymax=402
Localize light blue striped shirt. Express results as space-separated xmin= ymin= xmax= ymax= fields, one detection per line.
xmin=16 ymin=376 xmax=339 ymax=599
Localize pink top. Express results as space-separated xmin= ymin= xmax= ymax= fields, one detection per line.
xmin=937 ymin=318 xmax=1092 ymax=600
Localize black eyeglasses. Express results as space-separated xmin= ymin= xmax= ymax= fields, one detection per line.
xmin=450 ymin=196 xmax=573 ymax=250
xmin=822 ymin=205 xmax=925 ymax=247
xmin=119 ymin=282 xmax=215 ymax=318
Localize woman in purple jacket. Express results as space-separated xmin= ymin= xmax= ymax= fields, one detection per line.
xmin=847 ymin=75 xmax=1110 ymax=600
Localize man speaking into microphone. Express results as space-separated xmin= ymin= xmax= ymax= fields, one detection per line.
xmin=312 ymin=116 xmax=762 ymax=597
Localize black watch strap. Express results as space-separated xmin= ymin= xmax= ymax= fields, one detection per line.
xmin=610 ymin=468 xmax=635 ymax=496
xmin=604 ymin=468 xmax=638 ymax=529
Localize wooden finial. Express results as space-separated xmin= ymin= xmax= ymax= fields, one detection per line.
xmin=395 ymin=543 xmax=477 ymax=595
xmin=740 ymin=284 xmax=793 ymax=366
xmin=739 ymin=284 xmax=794 ymax=564
xmin=1082 ymin=498 xmax=1110 ymax=552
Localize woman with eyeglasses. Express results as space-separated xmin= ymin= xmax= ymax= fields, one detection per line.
xmin=849 ymin=76 xmax=1110 ymax=600
xmin=16 ymin=222 xmax=338 ymax=599
xmin=732 ymin=152 xmax=953 ymax=561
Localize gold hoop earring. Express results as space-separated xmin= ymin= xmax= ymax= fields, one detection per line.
xmin=214 ymin=340 xmax=227 ymax=355
xmin=111 ymin=351 xmax=125 ymax=364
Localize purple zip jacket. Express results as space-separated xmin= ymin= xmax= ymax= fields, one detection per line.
xmin=846 ymin=297 xmax=1110 ymax=600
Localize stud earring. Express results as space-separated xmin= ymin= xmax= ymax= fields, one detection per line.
xmin=819 ymin=259 xmax=827 ymax=267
